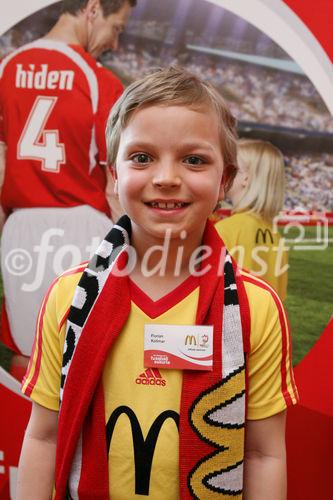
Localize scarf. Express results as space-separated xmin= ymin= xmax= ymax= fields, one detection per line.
xmin=55 ymin=216 xmax=250 ymax=499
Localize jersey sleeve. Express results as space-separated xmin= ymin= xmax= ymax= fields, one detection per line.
xmin=95 ymin=66 xmax=123 ymax=166
xmin=21 ymin=268 xmax=83 ymax=410
xmin=244 ymin=272 xmax=298 ymax=420
xmin=21 ymin=278 xmax=63 ymax=410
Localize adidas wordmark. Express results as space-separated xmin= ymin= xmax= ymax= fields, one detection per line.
xmin=135 ymin=368 xmax=166 ymax=387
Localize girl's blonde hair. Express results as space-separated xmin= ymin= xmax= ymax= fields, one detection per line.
xmin=232 ymin=139 xmax=285 ymax=221
xmin=106 ymin=66 xmax=238 ymax=191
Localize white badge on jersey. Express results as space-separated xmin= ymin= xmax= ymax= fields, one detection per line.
xmin=144 ymin=324 xmax=213 ymax=371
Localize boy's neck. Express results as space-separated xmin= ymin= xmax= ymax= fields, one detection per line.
xmin=130 ymin=267 xmax=194 ymax=302
xmin=131 ymin=226 xmax=205 ymax=279
xmin=129 ymin=225 xmax=206 ymax=300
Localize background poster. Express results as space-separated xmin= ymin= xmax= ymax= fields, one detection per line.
xmin=0 ymin=1 xmax=332 ymax=498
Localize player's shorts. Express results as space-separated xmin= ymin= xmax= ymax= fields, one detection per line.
xmin=1 ymin=205 xmax=112 ymax=356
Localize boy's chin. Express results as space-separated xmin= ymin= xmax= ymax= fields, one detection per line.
xmin=130 ymin=217 xmax=208 ymax=244
xmin=149 ymin=225 xmax=204 ymax=243
xmin=135 ymin=225 xmax=186 ymax=242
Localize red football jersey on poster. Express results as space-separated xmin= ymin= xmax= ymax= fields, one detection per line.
xmin=0 ymin=39 xmax=123 ymax=215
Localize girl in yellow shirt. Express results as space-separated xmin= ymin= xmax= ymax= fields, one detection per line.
xmin=216 ymin=139 xmax=288 ymax=300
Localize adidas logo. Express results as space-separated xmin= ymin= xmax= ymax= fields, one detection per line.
xmin=135 ymin=368 xmax=166 ymax=387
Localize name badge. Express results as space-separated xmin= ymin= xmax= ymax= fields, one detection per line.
xmin=144 ymin=324 xmax=213 ymax=371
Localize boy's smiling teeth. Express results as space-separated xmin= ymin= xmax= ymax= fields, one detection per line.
xmin=147 ymin=201 xmax=188 ymax=209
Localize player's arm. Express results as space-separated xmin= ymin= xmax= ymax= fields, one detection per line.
xmin=244 ymin=410 xmax=287 ymax=499
xmin=16 ymin=402 xmax=58 ymax=499
xmin=0 ymin=141 xmax=6 ymax=230
xmin=243 ymin=275 xmax=298 ymax=499
xmin=18 ymin=273 xmax=70 ymax=498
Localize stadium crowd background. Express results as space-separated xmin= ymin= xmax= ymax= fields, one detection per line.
xmin=105 ymin=45 xmax=333 ymax=133
xmin=1 ymin=0 xmax=332 ymax=213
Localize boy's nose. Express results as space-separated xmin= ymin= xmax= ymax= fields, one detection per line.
xmin=152 ymin=163 xmax=181 ymax=188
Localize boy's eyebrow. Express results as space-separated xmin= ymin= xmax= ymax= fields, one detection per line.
xmin=123 ymin=140 xmax=217 ymax=152
xmin=175 ymin=141 xmax=217 ymax=152
xmin=123 ymin=140 xmax=155 ymax=150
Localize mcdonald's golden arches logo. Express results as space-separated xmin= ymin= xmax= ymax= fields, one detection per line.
xmin=185 ymin=335 xmax=197 ymax=346
xmin=255 ymin=228 xmax=274 ymax=244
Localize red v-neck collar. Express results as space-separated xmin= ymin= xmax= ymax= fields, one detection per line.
xmin=129 ymin=274 xmax=199 ymax=319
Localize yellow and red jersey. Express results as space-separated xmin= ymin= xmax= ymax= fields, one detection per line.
xmin=22 ymin=261 xmax=297 ymax=499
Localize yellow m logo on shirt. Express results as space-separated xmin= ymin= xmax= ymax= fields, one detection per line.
xmin=106 ymin=406 xmax=179 ymax=495
xmin=255 ymin=228 xmax=274 ymax=244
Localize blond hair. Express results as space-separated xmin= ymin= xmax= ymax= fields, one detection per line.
xmin=106 ymin=66 xmax=238 ymax=190
xmin=232 ymin=139 xmax=285 ymax=221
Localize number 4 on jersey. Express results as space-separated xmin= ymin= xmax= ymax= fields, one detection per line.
xmin=18 ymin=96 xmax=66 ymax=172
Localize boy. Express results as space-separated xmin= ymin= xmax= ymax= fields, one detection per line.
xmin=18 ymin=67 xmax=298 ymax=499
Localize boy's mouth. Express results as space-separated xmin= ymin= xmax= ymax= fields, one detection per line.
xmin=145 ymin=201 xmax=189 ymax=210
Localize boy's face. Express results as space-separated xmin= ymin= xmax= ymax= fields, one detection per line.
xmin=114 ymin=104 xmax=225 ymax=244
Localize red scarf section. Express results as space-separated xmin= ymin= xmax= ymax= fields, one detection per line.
xmin=55 ymin=221 xmax=250 ymax=499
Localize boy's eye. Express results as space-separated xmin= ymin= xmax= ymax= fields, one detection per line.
xmin=130 ymin=153 xmax=151 ymax=164
xmin=184 ymin=156 xmax=204 ymax=166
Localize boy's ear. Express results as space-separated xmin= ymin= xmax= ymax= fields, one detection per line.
xmin=111 ymin=166 xmax=118 ymax=194
xmin=109 ymin=164 xmax=118 ymax=181
xmin=218 ymin=181 xmax=225 ymax=202
xmin=106 ymin=165 xmax=118 ymax=195
xmin=218 ymin=169 xmax=230 ymax=201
